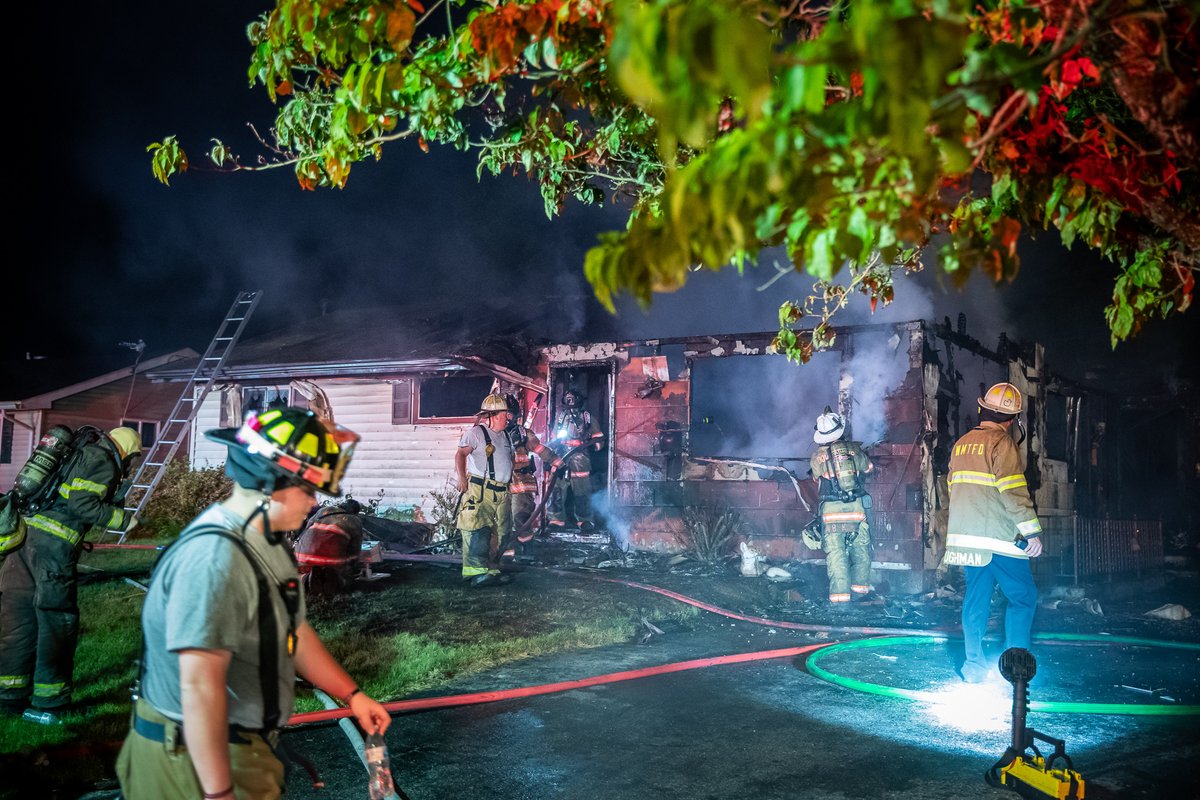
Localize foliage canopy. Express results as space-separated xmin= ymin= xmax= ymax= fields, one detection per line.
xmin=149 ymin=0 xmax=1199 ymax=358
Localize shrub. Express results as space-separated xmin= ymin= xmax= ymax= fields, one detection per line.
xmin=425 ymin=481 xmax=462 ymax=548
xmin=677 ymin=505 xmax=743 ymax=565
xmin=138 ymin=459 xmax=231 ymax=538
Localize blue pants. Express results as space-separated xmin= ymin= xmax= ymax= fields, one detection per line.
xmin=961 ymin=555 xmax=1038 ymax=676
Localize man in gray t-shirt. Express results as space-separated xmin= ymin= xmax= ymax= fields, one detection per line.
xmin=454 ymin=393 xmax=515 ymax=586
xmin=140 ymin=504 xmax=306 ymax=730
xmin=117 ymin=408 xmax=392 ymax=800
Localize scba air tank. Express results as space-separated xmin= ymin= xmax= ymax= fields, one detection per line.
xmin=13 ymin=425 xmax=75 ymax=501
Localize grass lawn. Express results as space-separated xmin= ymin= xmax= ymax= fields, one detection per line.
xmin=0 ymin=549 xmax=695 ymax=797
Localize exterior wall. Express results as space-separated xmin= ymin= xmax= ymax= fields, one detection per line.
xmin=2 ymin=375 xmax=190 ymax=491
xmin=188 ymin=379 xmax=463 ymax=516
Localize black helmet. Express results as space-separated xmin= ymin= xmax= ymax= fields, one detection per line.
xmin=563 ymin=389 xmax=583 ymax=408
xmin=340 ymin=498 xmax=363 ymax=515
xmin=504 ymin=393 xmax=522 ymax=416
xmin=206 ymin=407 xmax=359 ymax=496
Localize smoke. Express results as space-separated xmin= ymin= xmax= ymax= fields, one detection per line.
xmin=841 ymin=328 xmax=911 ymax=445
xmin=691 ymin=350 xmax=842 ymax=458
xmin=590 ymin=489 xmax=631 ymax=550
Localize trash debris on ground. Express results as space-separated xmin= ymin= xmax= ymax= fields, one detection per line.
xmin=1145 ymin=603 xmax=1192 ymax=620
xmin=764 ymin=566 xmax=792 ymax=582
xmin=739 ymin=541 xmax=767 ymax=577
xmin=1117 ymin=685 xmax=1178 ymax=703
xmin=637 ymin=615 xmax=665 ymax=644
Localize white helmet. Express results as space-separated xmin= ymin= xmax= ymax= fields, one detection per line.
xmin=813 ymin=407 xmax=846 ymax=444
xmin=978 ymin=382 xmax=1022 ymax=416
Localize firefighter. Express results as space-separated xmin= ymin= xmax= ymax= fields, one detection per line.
xmin=116 ymin=407 xmax=390 ymax=800
xmin=810 ymin=407 xmax=875 ymax=606
xmin=0 ymin=426 xmax=142 ymax=720
xmin=454 ymin=393 xmax=515 ymax=586
xmin=944 ymin=382 xmax=1043 ymax=683
xmin=547 ymin=388 xmax=605 ymax=529
xmin=500 ymin=393 xmax=562 ymax=562
xmin=293 ymin=498 xmax=364 ymax=597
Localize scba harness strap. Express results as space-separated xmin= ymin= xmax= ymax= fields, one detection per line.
xmin=139 ymin=524 xmax=299 ymax=731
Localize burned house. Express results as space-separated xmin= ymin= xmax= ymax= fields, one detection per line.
xmin=535 ymin=317 xmax=1153 ymax=593
xmin=149 ymin=311 xmax=1160 ymax=594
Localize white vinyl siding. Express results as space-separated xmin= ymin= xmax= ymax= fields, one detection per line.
xmin=187 ymin=379 xmax=463 ymax=515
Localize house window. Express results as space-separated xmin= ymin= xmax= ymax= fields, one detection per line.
xmin=417 ymin=375 xmax=493 ymax=420
xmin=121 ymin=419 xmax=159 ymax=449
xmin=392 ymin=380 xmax=414 ymax=425
xmin=690 ymin=352 xmax=842 ymax=458
xmin=1043 ymin=392 xmax=1068 ymax=461
xmin=1 ymin=417 xmax=13 ymax=464
xmin=242 ymin=387 xmax=291 ymax=416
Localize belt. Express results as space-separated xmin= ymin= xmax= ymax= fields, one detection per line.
xmin=134 ymin=710 xmax=271 ymax=746
xmin=468 ymin=476 xmax=508 ymax=492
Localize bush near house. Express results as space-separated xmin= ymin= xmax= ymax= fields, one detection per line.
xmin=134 ymin=459 xmax=232 ymax=539
xmin=678 ymin=506 xmax=745 ymax=566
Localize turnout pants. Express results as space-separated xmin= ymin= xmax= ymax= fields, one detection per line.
xmin=549 ymin=451 xmax=593 ymax=526
xmin=498 ymin=489 xmax=537 ymax=560
xmin=961 ymin=554 xmax=1038 ymax=678
xmin=0 ymin=531 xmax=79 ymax=710
xmin=116 ymin=698 xmax=285 ymax=800
xmin=819 ymin=499 xmax=872 ymax=603
xmin=457 ymin=478 xmax=511 ymax=578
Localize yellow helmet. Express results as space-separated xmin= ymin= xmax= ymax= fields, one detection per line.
xmin=108 ymin=427 xmax=143 ymax=458
xmin=978 ymin=382 xmax=1022 ymax=416
xmin=480 ymin=393 xmax=508 ymax=413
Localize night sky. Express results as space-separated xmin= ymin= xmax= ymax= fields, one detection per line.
xmin=10 ymin=0 xmax=1197 ymax=390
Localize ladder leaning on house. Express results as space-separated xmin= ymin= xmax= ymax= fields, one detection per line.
xmin=109 ymin=290 xmax=263 ymax=544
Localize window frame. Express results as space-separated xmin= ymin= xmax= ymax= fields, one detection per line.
xmin=241 ymin=386 xmax=292 ymax=416
xmin=120 ymin=418 xmax=159 ymax=449
xmin=413 ymin=374 xmax=494 ymax=424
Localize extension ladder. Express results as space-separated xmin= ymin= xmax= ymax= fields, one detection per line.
xmin=111 ymin=290 xmax=263 ymax=543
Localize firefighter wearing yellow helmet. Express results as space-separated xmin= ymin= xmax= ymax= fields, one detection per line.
xmin=944 ymin=382 xmax=1043 ymax=683
xmin=454 ymin=393 xmax=516 ymax=586
xmin=0 ymin=426 xmax=142 ymax=720
xmin=809 ymin=407 xmax=875 ymax=606
xmin=117 ymin=407 xmax=391 ymax=800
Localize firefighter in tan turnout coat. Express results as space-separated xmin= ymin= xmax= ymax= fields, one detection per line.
xmin=944 ymin=382 xmax=1043 ymax=683
xmin=810 ymin=407 xmax=875 ymax=605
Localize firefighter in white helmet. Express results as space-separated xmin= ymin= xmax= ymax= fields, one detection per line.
xmin=944 ymin=382 xmax=1042 ymax=683
xmin=454 ymin=393 xmax=516 ymax=586
xmin=809 ymin=407 xmax=875 ymax=606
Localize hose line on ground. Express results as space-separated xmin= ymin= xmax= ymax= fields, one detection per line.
xmin=805 ymin=634 xmax=1200 ymax=715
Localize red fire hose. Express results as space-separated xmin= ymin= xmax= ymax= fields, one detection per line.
xmin=288 ymin=641 xmax=842 ymax=726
